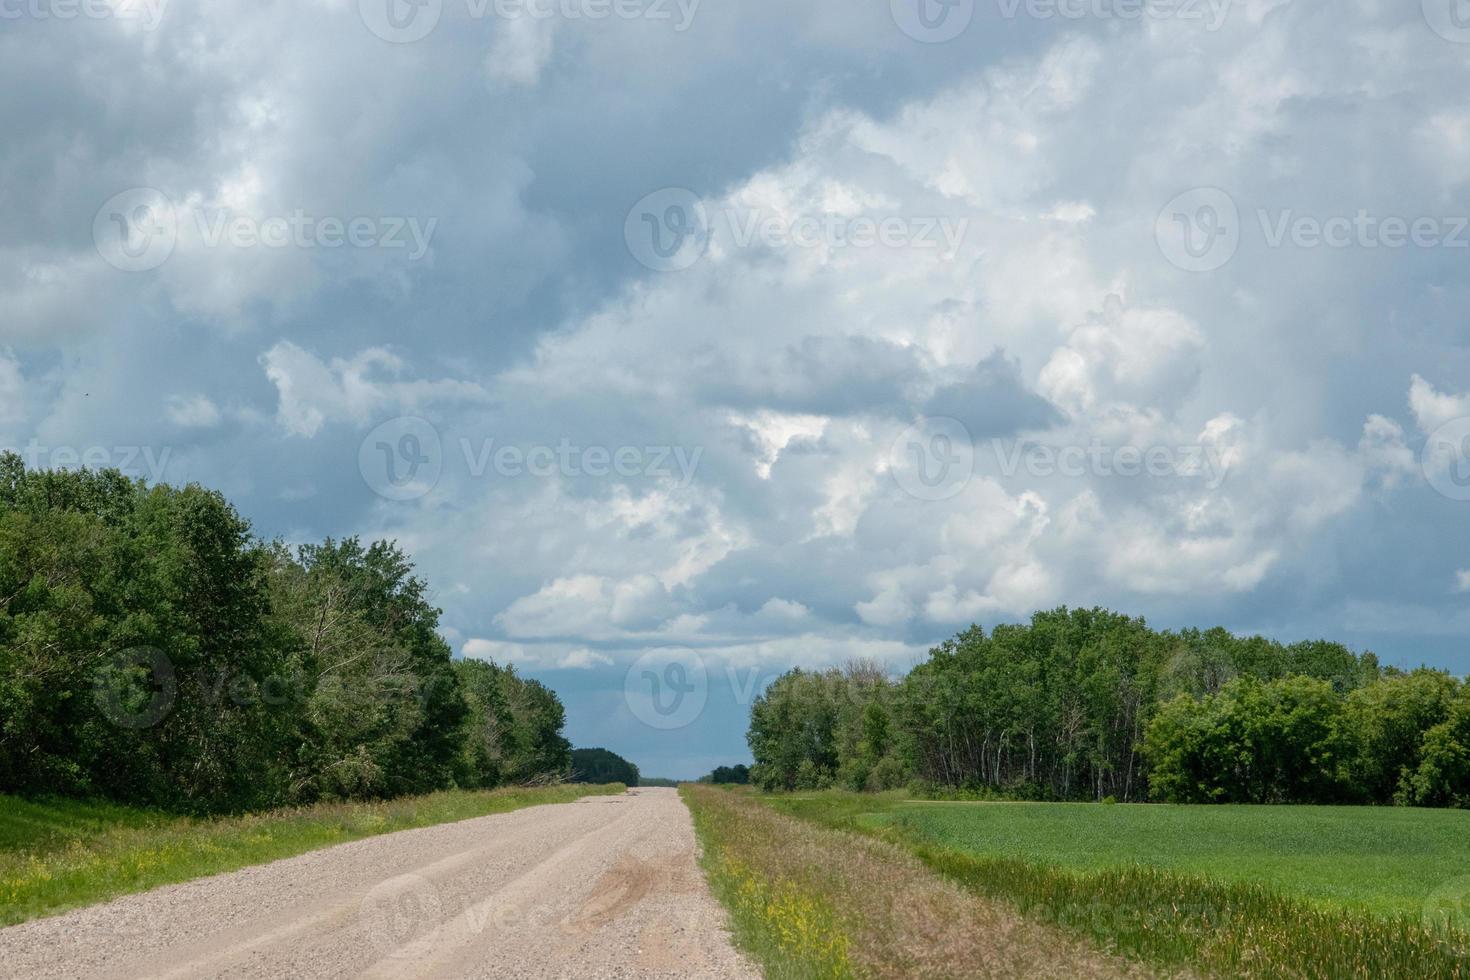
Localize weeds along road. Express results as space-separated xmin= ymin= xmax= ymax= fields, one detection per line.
xmin=0 ymin=788 xmax=755 ymax=980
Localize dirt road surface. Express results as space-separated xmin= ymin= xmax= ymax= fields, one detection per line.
xmin=0 ymin=788 xmax=756 ymax=980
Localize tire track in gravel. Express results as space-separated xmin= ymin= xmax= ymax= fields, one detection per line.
xmin=0 ymin=788 xmax=755 ymax=980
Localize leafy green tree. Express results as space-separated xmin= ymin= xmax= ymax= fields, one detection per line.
xmin=452 ymin=658 xmax=574 ymax=788
xmin=748 ymin=665 xmax=901 ymax=791
xmin=1157 ymin=627 xmax=1240 ymax=699
xmin=268 ymin=538 xmax=466 ymax=803
xmin=704 ymin=764 xmax=750 ymax=784
xmin=1346 ymin=670 xmax=1460 ymax=803
xmin=1399 ymin=688 xmax=1470 ymax=808
xmin=570 ymin=747 xmax=639 ymax=786
xmin=0 ymin=455 xmax=583 ymax=813
xmin=832 ymin=661 xmax=903 ymax=791
xmin=0 ymin=457 xmax=287 ymax=812
xmin=1144 ymin=676 xmax=1354 ymax=804
xmin=744 ymin=607 xmax=1427 ymax=806
xmin=502 ymin=672 xmax=572 ymax=782
xmin=894 ymin=610 xmax=1171 ymax=801
xmin=455 ymin=658 xmax=517 ymax=788
xmin=748 ymin=669 xmax=838 ymax=791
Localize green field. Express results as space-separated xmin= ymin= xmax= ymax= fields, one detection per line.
xmin=863 ymin=801 xmax=1470 ymax=917
xmin=764 ymin=792 xmax=1470 ymax=978
xmin=0 ymin=784 xmax=623 ymax=926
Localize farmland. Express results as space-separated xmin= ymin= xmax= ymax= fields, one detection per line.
xmin=739 ymin=791 xmax=1470 ymax=978
xmin=853 ymin=799 xmax=1470 ymax=916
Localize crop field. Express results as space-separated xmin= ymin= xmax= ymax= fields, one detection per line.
xmin=861 ymin=800 xmax=1470 ymax=917
xmin=759 ymin=792 xmax=1470 ymax=978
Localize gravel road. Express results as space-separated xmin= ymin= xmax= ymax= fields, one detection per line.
xmin=0 ymin=788 xmax=756 ymax=980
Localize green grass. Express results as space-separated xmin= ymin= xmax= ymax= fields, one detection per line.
xmin=683 ymin=786 xmax=854 ymax=979
xmin=0 ymin=796 xmax=165 ymax=854
xmin=0 ymin=784 xmax=624 ymax=927
xmin=683 ymin=785 xmax=1143 ymax=979
xmin=866 ymin=800 xmax=1470 ymax=917
xmin=763 ymin=792 xmax=1470 ymax=978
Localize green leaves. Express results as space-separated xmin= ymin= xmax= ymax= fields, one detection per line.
xmin=1145 ymin=672 xmax=1470 ymax=806
xmin=745 ymin=606 xmax=1467 ymax=808
xmin=454 ymin=658 xmax=571 ymax=788
xmin=570 ymin=747 xmax=639 ymax=786
xmin=0 ymin=453 xmax=573 ymax=814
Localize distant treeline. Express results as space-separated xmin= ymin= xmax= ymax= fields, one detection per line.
xmin=0 ymin=457 xmax=572 ymax=813
xmin=700 ymin=764 xmax=750 ymax=785
xmin=570 ymin=747 xmax=639 ymax=786
xmin=748 ymin=608 xmax=1470 ymax=807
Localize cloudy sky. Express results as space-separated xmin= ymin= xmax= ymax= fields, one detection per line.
xmin=4 ymin=0 xmax=1470 ymax=777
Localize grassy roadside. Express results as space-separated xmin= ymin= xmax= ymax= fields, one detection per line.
xmin=681 ymin=784 xmax=1155 ymax=979
xmin=0 ymin=783 xmax=623 ymax=927
xmin=763 ymin=792 xmax=1470 ymax=979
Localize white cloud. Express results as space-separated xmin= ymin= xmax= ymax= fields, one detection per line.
xmin=10 ymin=1 xmax=1470 ymax=758
xmin=686 ymin=633 xmax=926 ymax=671
xmin=485 ymin=17 xmax=559 ymax=87
xmin=856 ymin=583 xmax=912 ymax=627
xmin=495 ymin=573 xmax=678 ymax=640
xmin=727 ymin=410 xmax=829 ymax=479
xmin=462 ymin=638 xmax=613 ymax=671
xmin=166 ymin=394 xmax=221 ymax=429
xmin=420 ymin=17 xmax=1470 ymax=647
xmin=1409 ymin=374 xmax=1470 ymax=434
xmin=260 ymin=342 xmax=490 ymax=438
xmin=757 ymin=598 xmax=810 ymax=621
xmin=1038 ymin=297 xmax=1205 ymax=418
xmin=1358 ymin=414 xmax=1415 ymax=487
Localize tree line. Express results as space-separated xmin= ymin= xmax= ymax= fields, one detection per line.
xmin=747 ymin=607 xmax=1470 ymax=807
xmin=700 ymin=764 xmax=750 ymax=785
xmin=570 ymin=747 xmax=640 ymax=786
xmin=0 ymin=456 xmax=572 ymax=813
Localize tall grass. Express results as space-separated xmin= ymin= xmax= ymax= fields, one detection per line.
xmin=918 ymin=846 xmax=1470 ymax=978
xmin=684 ymin=787 xmax=855 ymax=979
xmin=0 ymin=783 xmax=623 ymax=926
xmin=683 ymin=785 xmax=1153 ymax=979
